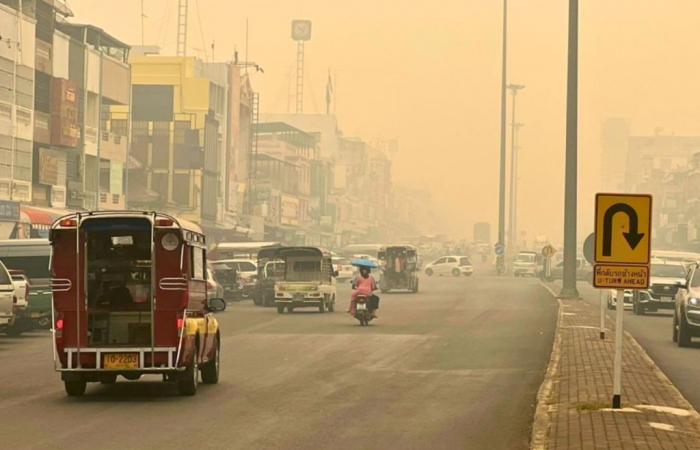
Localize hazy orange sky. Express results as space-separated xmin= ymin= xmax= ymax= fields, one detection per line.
xmin=68 ymin=0 xmax=700 ymax=244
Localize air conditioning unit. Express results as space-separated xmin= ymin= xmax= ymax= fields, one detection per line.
xmin=51 ymin=185 xmax=67 ymax=208
xmin=0 ymin=178 xmax=11 ymax=200
xmin=12 ymin=181 xmax=31 ymax=202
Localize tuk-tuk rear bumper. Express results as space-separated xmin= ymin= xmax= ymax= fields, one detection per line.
xmin=57 ymin=347 xmax=182 ymax=372
xmin=275 ymin=299 xmax=322 ymax=307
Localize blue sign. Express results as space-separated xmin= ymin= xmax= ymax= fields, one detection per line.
xmin=0 ymin=200 xmax=20 ymax=221
xmin=494 ymin=243 xmax=505 ymax=256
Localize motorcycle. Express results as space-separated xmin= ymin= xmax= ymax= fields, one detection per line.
xmin=354 ymin=294 xmax=375 ymax=326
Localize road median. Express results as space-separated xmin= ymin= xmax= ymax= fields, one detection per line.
xmin=532 ymin=281 xmax=700 ymax=449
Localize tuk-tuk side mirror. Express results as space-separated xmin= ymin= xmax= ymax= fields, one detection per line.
xmin=207 ymin=297 xmax=226 ymax=312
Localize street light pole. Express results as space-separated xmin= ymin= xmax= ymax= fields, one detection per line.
xmin=507 ymin=84 xmax=524 ymax=255
xmin=497 ymin=0 xmax=508 ymax=275
xmin=511 ymin=122 xmax=524 ymax=251
xmin=560 ymin=0 xmax=580 ymax=299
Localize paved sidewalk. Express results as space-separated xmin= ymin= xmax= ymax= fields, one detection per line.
xmin=532 ymin=282 xmax=700 ymax=450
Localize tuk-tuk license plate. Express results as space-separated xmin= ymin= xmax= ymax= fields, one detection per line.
xmin=103 ymin=353 xmax=139 ymax=369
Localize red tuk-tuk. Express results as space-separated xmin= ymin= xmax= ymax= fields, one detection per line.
xmin=49 ymin=211 xmax=225 ymax=396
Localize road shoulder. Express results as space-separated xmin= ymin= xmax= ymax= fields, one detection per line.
xmin=531 ymin=281 xmax=700 ymax=449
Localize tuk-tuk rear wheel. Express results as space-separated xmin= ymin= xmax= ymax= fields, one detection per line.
xmin=65 ymin=380 xmax=86 ymax=396
xmin=178 ymin=344 xmax=199 ymax=396
xmin=201 ymin=336 xmax=220 ymax=384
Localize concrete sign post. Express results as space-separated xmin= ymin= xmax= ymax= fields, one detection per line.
xmin=593 ymin=193 xmax=652 ymax=409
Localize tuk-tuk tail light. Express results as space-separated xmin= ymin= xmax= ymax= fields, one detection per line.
xmin=156 ymin=218 xmax=175 ymax=227
xmin=55 ymin=315 xmax=64 ymax=338
xmin=58 ymin=218 xmax=77 ymax=227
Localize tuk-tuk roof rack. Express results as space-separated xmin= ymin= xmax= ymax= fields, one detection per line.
xmin=50 ymin=210 xmax=205 ymax=244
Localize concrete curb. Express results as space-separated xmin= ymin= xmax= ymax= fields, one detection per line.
xmin=529 ymin=282 xmax=563 ymax=450
xmin=624 ymin=331 xmax=700 ymax=421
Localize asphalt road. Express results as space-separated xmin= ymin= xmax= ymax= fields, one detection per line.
xmin=577 ymin=283 xmax=700 ymax=410
xmin=0 ymin=275 xmax=557 ymax=450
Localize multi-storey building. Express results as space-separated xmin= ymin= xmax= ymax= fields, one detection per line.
xmin=128 ymin=54 xmax=253 ymax=241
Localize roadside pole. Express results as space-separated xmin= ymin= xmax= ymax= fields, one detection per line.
xmin=593 ymin=193 xmax=652 ymax=409
xmin=599 ymin=289 xmax=605 ymax=339
xmin=613 ymin=288 xmax=624 ymax=408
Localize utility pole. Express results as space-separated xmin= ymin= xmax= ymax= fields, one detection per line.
xmin=560 ymin=0 xmax=580 ymax=299
xmin=510 ymin=121 xmax=524 ymax=251
xmin=497 ymin=0 xmax=508 ymax=275
xmin=507 ymin=84 xmax=524 ymax=255
xmin=140 ymin=0 xmax=145 ymax=46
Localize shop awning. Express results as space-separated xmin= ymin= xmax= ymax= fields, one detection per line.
xmin=20 ymin=206 xmax=73 ymax=227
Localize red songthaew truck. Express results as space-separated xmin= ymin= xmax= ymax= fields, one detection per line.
xmin=50 ymin=211 xmax=225 ymax=396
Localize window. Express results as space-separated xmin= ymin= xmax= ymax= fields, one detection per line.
xmin=191 ymin=248 xmax=205 ymax=280
xmin=434 ymin=258 xmax=446 ymax=265
xmin=99 ymin=159 xmax=110 ymax=192
xmin=14 ymin=138 xmax=32 ymax=182
xmin=446 ymin=257 xmax=457 ymax=263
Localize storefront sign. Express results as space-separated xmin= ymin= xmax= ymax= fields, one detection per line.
xmin=0 ymin=200 xmax=20 ymax=221
xmin=281 ymin=196 xmax=300 ymax=226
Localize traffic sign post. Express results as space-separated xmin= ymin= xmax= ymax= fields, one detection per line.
xmin=593 ymin=193 xmax=652 ymax=409
xmin=541 ymin=245 xmax=556 ymax=280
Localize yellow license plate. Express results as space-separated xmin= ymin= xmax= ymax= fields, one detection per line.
xmin=103 ymin=353 xmax=139 ymax=370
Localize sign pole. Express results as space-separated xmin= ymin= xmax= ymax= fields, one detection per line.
xmin=612 ymin=288 xmax=624 ymax=408
xmin=599 ymin=289 xmax=605 ymax=339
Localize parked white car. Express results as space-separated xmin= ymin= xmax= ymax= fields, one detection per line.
xmin=607 ymin=289 xmax=633 ymax=310
xmin=424 ymin=256 xmax=474 ymax=277
xmin=0 ymin=261 xmax=16 ymax=331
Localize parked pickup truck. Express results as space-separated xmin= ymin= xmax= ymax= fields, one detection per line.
xmin=633 ymin=260 xmax=686 ymax=315
xmin=0 ymin=260 xmax=16 ymax=333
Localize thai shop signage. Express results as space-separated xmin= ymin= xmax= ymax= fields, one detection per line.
xmin=280 ymin=195 xmax=300 ymax=226
xmin=0 ymin=200 xmax=20 ymax=221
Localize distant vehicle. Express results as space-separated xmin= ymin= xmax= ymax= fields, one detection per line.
xmin=513 ymin=251 xmax=538 ymax=277
xmin=632 ymin=260 xmax=686 ymax=315
xmin=332 ymin=257 xmax=355 ymax=281
xmin=209 ymin=241 xmax=282 ymax=260
xmin=273 ymin=247 xmax=337 ymax=314
xmin=210 ymin=259 xmax=258 ymax=300
xmin=0 ymin=239 xmax=52 ymax=330
xmin=4 ymin=270 xmax=29 ymax=336
xmin=378 ymin=245 xmax=420 ymax=292
xmin=206 ymin=266 xmax=225 ymax=301
xmin=673 ymin=263 xmax=700 ymax=346
xmin=255 ymin=259 xmax=285 ymax=307
xmin=548 ymin=258 xmax=593 ymax=282
xmin=607 ymin=289 xmax=633 ymax=310
xmin=0 ymin=260 xmax=15 ymax=333
xmin=424 ymin=256 xmax=473 ymax=277
xmin=49 ymin=211 xmax=225 ymax=396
